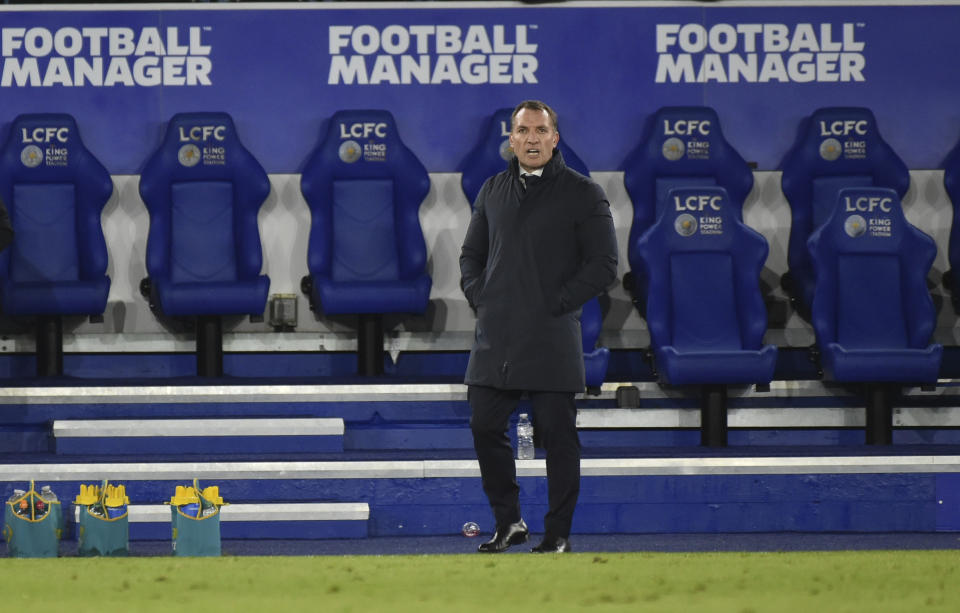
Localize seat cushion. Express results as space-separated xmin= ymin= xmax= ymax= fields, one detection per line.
xmin=0 ymin=278 xmax=109 ymax=315
xmin=154 ymin=277 xmax=269 ymax=316
xmin=823 ymin=343 xmax=942 ymax=382
xmin=656 ymin=345 xmax=777 ymax=385
xmin=312 ymin=274 xmax=431 ymax=315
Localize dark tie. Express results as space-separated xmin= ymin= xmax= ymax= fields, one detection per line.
xmin=522 ymin=173 xmax=539 ymax=190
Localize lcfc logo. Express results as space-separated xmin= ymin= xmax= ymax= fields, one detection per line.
xmin=20 ymin=145 xmax=42 ymax=168
xmin=662 ymin=137 xmax=685 ymax=161
xmin=844 ymin=214 xmax=867 ymax=237
xmin=499 ymin=139 xmax=514 ymax=162
xmin=178 ymin=144 xmax=201 ymax=167
xmin=339 ymin=140 xmax=361 ymax=163
xmin=675 ymin=213 xmax=698 ymax=236
xmin=820 ymin=138 xmax=842 ymax=161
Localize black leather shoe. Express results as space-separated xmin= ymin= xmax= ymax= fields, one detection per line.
xmin=477 ymin=519 xmax=529 ymax=553
xmin=531 ymin=535 xmax=572 ymax=553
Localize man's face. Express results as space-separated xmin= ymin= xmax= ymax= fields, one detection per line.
xmin=509 ymin=108 xmax=559 ymax=171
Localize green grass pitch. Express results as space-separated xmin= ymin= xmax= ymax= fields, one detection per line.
xmin=0 ymin=550 xmax=956 ymax=611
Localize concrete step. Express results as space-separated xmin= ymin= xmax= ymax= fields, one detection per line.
xmin=72 ymin=502 xmax=369 ymax=540
xmin=53 ymin=418 xmax=345 ymax=455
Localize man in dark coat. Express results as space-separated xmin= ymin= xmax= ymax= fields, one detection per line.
xmin=460 ymin=100 xmax=618 ymax=553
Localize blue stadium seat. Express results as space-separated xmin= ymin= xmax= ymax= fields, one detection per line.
xmin=459 ymin=107 xmax=610 ymax=392
xmin=942 ymin=137 xmax=960 ymax=303
xmin=579 ymin=297 xmax=608 ymax=392
xmin=781 ymin=107 xmax=909 ymax=316
xmin=139 ymin=112 xmax=271 ymax=376
xmin=300 ymin=110 xmax=431 ymax=376
xmin=807 ymin=187 xmax=941 ymax=444
xmin=635 ymin=187 xmax=776 ymax=446
xmin=0 ymin=114 xmax=113 ymax=376
xmin=623 ymin=106 xmax=754 ymax=313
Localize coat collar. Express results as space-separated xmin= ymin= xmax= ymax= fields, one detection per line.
xmin=510 ymin=148 xmax=566 ymax=182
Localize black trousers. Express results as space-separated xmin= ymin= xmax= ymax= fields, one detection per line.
xmin=468 ymin=384 xmax=580 ymax=538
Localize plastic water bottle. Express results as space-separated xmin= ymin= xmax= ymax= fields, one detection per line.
xmin=462 ymin=521 xmax=480 ymax=537
xmin=10 ymin=490 xmax=29 ymax=517
xmin=517 ymin=413 xmax=534 ymax=460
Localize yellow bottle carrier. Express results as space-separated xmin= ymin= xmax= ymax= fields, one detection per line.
xmin=74 ymin=481 xmax=130 ymax=557
xmin=3 ymin=481 xmax=64 ymax=558
xmin=167 ymin=479 xmax=226 ymax=557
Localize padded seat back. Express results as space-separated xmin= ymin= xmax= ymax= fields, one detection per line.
xmin=637 ymin=187 xmax=769 ymax=354
xmin=808 ymin=187 xmax=936 ymax=351
xmin=138 ymin=112 xmax=270 ymax=316
xmin=0 ymin=113 xmax=112 ymax=315
xmin=623 ymin=107 xmax=753 ymax=280
xmin=301 ymin=110 xmax=430 ymax=289
xmin=140 ymin=113 xmax=268 ymax=285
xmin=781 ymin=107 xmax=909 ymax=310
xmin=941 ymin=137 xmax=960 ymax=288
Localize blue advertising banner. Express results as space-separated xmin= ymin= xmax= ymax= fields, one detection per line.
xmin=0 ymin=1 xmax=957 ymax=174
